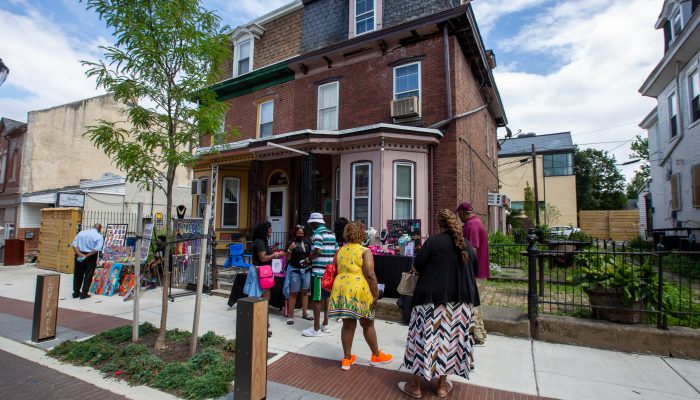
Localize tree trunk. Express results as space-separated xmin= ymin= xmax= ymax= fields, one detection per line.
xmin=155 ymin=165 xmax=176 ymax=350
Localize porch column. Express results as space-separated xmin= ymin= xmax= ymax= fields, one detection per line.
xmin=209 ymin=164 xmax=218 ymax=289
xmin=300 ymin=154 xmax=316 ymax=223
xmin=248 ymin=160 xmax=261 ymax=230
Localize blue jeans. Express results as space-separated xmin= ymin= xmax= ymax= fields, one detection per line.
xmin=288 ymin=267 xmax=311 ymax=293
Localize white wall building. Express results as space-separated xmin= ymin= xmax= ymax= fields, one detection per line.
xmin=639 ymin=0 xmax=700 ymax=231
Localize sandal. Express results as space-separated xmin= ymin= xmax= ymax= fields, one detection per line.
xmin=436 ymin=381 xmax=452 ymax=398
xmin=287 ymin=318 xmax=294 ymax=325
xmin=398 ymin=382 xmax=422 ymax=398
xmin=302 ymin=315 xmax=314 ymax=321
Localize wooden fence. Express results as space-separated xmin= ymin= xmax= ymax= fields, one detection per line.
xmin=579 ymin=210 xmax=640 ymax=241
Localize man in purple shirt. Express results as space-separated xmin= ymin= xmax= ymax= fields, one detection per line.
xmin=457 ymin=202 xmax=488 ymax=344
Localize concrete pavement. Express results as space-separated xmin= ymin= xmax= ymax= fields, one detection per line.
xmin=1 ymin=264 xmax=700 ymax=399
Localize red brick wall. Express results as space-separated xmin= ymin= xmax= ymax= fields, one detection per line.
xmin=16 ymin=228 xmax=40 ymax=261
xmin=223 ymin=33 xmax=449 ymax=140
xmin=255 ymin=9 xmax=304 ymax=69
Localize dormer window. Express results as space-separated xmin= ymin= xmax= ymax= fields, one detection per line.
xmin=355 ymin=0 xmax=375 ymax=35
xmin=671 ymin=8 xmax=682 ymax=42
xmin=235 ymin=39 xmax=252 ymax=77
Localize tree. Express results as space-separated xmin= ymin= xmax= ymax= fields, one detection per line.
xmin=574 ymin=147 xmax=626 ymax=210
xmin=523 ymin=182 xmax=535 ymax=220
xmin=625 ymin=135 xmax=650 ymax=198
xmin=82 ymin=0 xmax=233 ymax=350
xmin=543 ymin=203 xmax=561 ymax=225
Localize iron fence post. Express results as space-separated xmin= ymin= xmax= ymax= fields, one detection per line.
xmin=656 ymin=243 xmax=667 ymax=329
xmin=527 ymin=228 xmax=539 ymax=336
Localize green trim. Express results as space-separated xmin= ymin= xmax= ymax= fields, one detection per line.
xmin=210 ymin=62 xmax=295 ymax=101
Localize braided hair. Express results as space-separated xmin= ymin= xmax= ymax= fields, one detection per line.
xmin=436 ymin=209 xmax=469 ymax=263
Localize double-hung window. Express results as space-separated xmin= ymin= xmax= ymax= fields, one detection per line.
xmin=671 ymin=8 xmax=682 ymax=42
xmin=352 ymin=162 xmax=371 ymax=225
xmin=393 ymin=162 xmax=414 ymax=219
xmin=668 ymin=92 xmax=679 ymax=138
xmin=355 ymin=0 xmax=375 ymax=35
xmin=222 ymin=177 xmax=240 ymax=227
xmin=258 ymin=100 xmax=274 ymax=138
xmin=689 ymin=69 xmax=699 ymax=124
xmin=198 ymin=178 xmax=209 ymax=218
xmin=317 ymin=82 xmax=339 ymax=130
xmin=394 ymin=62 xmax=421 ymax=101
xmin=234 ymin=39 xmax=251 ymax=77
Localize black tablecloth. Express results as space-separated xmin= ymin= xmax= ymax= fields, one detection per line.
xmin=373 ymin=254 xmax=414 ymax=298
xmin=227 ymin=273 xmax=285 ymax=309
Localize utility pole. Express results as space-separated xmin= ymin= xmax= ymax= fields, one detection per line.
xmin=531 ymin=144 xmax=541 ymax=225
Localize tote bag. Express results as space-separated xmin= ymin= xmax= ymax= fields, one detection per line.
xmin=396 ymin=271 xmax=418 ymax=296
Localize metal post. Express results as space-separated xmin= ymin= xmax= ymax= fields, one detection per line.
xmin=538 ymin=252 xmax=544 ymax=296
xmin=191 ymin=204 xmax=212 ymax=356
xmin=656 ymin=243 xmax=667 ymax=329
xmin=132 ymin=202 xmax=143 ymax=342
xmin=527 ymin=227 xmax=539 ymax=336
xmin=531 ymin=144 xmax=541 ymax=225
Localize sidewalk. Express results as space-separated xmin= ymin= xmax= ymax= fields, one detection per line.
xmin=1 ymin=264 xmax=700 ymax=400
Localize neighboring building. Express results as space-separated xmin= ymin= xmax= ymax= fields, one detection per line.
xmin=193 ymin=0 xmax=507 ymax=244
xmin=7 ymin=95 xmax=192 ymax=256
xmin=639 ymin=0 xmax=700 ymax=231
xmin=0 ymin=118 xmax=26 ymax=248
xmin=498 ymin=132 xmax=577 ymax=227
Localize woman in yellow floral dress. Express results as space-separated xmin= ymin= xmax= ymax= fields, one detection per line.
xmin=329 ymin=221 xmax=393 ymax=370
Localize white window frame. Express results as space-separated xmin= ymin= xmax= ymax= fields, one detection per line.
xmin=335 ymin=167 xmax=340 ymax=219
xmin=198 ymin=178 xmax=209 ymax=218
xmin=393 ymin=162 xmax=414 ymax=219
xmin=221 ymin=177 xmax=240 ymax=228
xmin=393 ymin=62 xmax=422 ymax=115
xmin=317 ymin=81 xmax=339 ymax=130
xmin=668 ymin=91 xmax=679 ymax=139
xmin=233 ymin=37 xmax=253 ymax=78
xmin=257 ymin=100 xmax=274 ymax=138
xmin=354 ymin=0 xmax=376 ymax=36
xmin=351 ymin=162 xmax=372 ymax=225
xmin=688 ymin=67 xmax=700 ymax=125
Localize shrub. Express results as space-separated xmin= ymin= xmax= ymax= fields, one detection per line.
xmin=153 ymin=362 xmax=194 ymax=391
xmin=124 ymin=354 xmax=164 ymax=384
xmin=183 ymin=372 xmax=231 ymax=400
xmin=167 ymin=328 xmax=192 ymax=342
xmin=200 ymin=331 xmax=226 ymax=348
xmin=189 ymin=348 xmax=224 ymax=371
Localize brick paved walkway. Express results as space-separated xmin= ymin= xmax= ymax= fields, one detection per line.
xmin=0 ymin=349 xmax=128 ymax=400
xmin=268 ymin=353 xmax=554 ymax=400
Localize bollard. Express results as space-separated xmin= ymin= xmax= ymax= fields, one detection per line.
xmin=32 ymin=274 xmax=60 ymax=342
xmin=234 ymin=297 xmax=269 ymax=400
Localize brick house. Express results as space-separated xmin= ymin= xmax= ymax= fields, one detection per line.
xmin=0 ymin=118 xmax=26 ymax=252
xmin=193 ymin=0 xmax=507 ymax=245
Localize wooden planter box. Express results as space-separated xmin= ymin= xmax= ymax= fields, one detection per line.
xmin=588 ymin=287 xmax=648 ymax=324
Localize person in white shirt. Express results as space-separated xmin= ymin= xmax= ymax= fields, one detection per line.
xmin=71 ymin=224 xmax=104 ymax=299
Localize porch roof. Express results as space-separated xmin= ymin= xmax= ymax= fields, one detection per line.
xmin=195 ymin=123 xmax=443 ymax=160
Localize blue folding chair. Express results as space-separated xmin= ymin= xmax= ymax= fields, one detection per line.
xmin=223 ymin=243 xmax=252 ymax=269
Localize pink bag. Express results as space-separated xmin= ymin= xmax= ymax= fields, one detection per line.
xmin=257 ymin=265 xmax=275 ymax=290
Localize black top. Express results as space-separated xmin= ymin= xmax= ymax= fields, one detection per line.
xmin=252 ymin=238 xmax=271 ymax=266
xmin=286 ymin=238 xmax=312 ymax=267
xmin=411 ymin=231 xmax=480 ymax=307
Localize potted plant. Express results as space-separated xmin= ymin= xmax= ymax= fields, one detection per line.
xmin=571 ymin=252 xmax=657 ymax=324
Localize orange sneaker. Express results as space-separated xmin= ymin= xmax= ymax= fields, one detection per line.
xmin=370 ymin=351 xmax=393 ymax=366
xmin=341 ymin=355 xmax=357 ymax=371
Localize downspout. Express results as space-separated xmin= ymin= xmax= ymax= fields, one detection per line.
xmin=1 ymin=136 xmax=9 ymax=193
xmin=443 ymin=24 xmax=453 ymax=119
xmin=429 ymin=144 xmax=434 ymax=235
xmin=433 ymin=23 xmax=451 ymax=236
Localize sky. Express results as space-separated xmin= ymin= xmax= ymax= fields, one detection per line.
xmin=0 ymin=0 xmax=662 ymax=181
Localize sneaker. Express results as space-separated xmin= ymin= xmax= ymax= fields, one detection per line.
xmin=370 ymin=351 xmax=393 ymax=366
xmin=321 ymin=324 xmax=330 ymax=333
xmin=341 ymin=355 xmax=357 ymax=371
xmin=302 ymin=327 xmax=323 ymax=337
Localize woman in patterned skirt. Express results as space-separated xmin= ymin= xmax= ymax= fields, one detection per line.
xmin=399 ymin=209 xmax=480 ymax=398
xmin=328 ymin=221 xmax=393 ymax=370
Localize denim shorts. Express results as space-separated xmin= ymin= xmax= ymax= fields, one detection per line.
xmin=289 ymin=267 xmax=311 ymax=293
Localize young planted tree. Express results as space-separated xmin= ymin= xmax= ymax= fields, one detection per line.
xmin=625 ymin=135 xmax=650 ymax=199
xmin=523 ymin=182 xmax=536 ymax=220
xmin=81 ymin=0 xmax=233 ymax=350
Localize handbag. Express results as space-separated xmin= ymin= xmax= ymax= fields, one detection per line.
xmin=257 ymin=265 xmax=275 ymax=290
xmin=397 ymin=271 xmax=419 ymax=296
xmin=321 ymin=252 xmax=339 ymax=292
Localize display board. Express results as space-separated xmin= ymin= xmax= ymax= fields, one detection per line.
xmin=386 ymin=219 xmax=421 ymax=246
xmin=171 ymin=218 xmax=210 ymax=292
xmin=90 ymin=224 xmax=134 ymax=296
xmin=140 ymin=221 xmax=154 ymax=261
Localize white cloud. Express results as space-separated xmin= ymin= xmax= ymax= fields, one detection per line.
xmin=205 ymin=0 xmax=293 ymax=27
xmin=0 ymin=4 xmax=105 ymax=122
xmin=483 ymin=0 xmax=662 ymax=180
xmin=473 ymin=0 xmax=551 ymax=34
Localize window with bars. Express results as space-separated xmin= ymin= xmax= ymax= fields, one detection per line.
xmin=198 ymin=179 xmax=208 ymax=218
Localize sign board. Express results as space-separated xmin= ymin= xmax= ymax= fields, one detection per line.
xmin=140 ymin=221 xmax=154 ymax=261
xmin=57 ymin=192 xmax=85 ymax=208
xmin=32 ymin=274 xmax=60 ymax=342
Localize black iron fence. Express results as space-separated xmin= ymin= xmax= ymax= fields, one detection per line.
xmin=521 ymin=228 xmax=700 ymax=329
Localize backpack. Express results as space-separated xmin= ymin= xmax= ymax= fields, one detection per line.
xmin=257 ymin=264 xmax=275 ymax=290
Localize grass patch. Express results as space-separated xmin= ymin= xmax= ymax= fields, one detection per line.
xmin=49 ymin=323 xmax=235 ymax=400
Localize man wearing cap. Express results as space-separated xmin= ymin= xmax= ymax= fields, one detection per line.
xmin=456 ymin=202 xmax=488 ymax=344
xmin=302 ymin=212 xmax=338 ymax=337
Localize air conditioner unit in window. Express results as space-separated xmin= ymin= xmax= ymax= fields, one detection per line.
xmin=391 ymin=97 xmax=419 ymax=118
xmin=487 ymin=192 xmax=503 ymax=206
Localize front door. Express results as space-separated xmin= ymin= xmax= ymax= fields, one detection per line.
xmin=267 ymin=186 xmax=287 ymax=246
